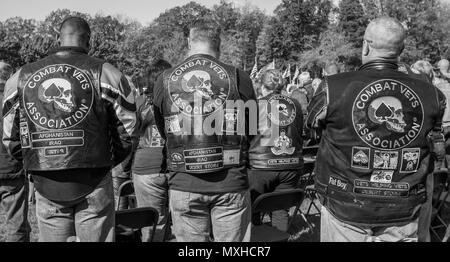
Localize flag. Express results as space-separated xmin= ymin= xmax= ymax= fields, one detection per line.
xmin=250 ymin=57 xmax=258 ymax=80
xmin=282 ymin=64 xmax=291 ymax=79
xmin=292 ymin=65 xmax=300 ymax=84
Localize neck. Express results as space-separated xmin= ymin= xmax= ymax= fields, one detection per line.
xmin=188 ymin=47 xmax=218 ymax=58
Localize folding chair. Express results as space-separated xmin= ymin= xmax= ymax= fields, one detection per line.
xmin=115 ymin=207 xmax=159 ymax=242
xmin=430 ymin=172 xmax=450 ymax=242
xmin=251 ymin=189 xmax=305 ymax=242
xmin=117 ymin=180 xmax=136 ymax=210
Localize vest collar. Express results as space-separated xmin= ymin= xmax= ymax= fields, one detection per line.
xmin=49 ymin=46 xmax=89 ymax=55
xmin=359 ymin=60 xmax=399 ymax=71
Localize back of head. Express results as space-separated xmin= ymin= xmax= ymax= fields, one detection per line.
xmin=0 ymin=61 xmax=13 ymax=83
xmin=324 ymin=63 xmax=339 ymax=76
xmin=437 ymin=59 xmax=450 ymax=71
xmin=147 ymin=59 xmax=172 ymax=95
xmin=59 ymin=16 xmax=91 ymax=49
xmin=363 ymin=16 xmax=406 ymax=63
xmin=261 ymin=69 xmax=285 ymax=92
xmin=411 ymin=60 xmax=433 ymax=77
xmin=188 ymin=22 xmax=221 ymax=55
xmin=299 ymin=72 xmax=311 ymax=85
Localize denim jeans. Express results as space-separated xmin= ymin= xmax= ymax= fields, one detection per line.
xmin=0 ymin=175 xmax=31 ymax=242
xmin=248 ymin=169 xmax=300 ymax=231
xmin=169 ymin=190 xmax=251 ymax=242
xmin=320 ymin=206 xmax=418 ymax=242
xmin=133 ymin=173 xmax=169 ymax=242
xmin=112 ymin=165 xmax=131 ymax=210
xmin=35 ymin=174 xmax=115 ymax=242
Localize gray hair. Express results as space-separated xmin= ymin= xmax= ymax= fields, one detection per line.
xmin=0 ymin=61 xmax=13 ymax=82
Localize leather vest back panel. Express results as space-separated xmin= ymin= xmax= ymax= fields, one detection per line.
xmin=162 ymin=55 xmax=246 ymax=174
xmin=18 ymin=52 xmax=112 ymax=171
xmin=316 ymin=69 xmax=439 ymax=224
xmin=249 ymin=93 xmax=303 ymax=170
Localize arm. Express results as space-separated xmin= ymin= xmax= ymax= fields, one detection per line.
xmin=305 ymin=79 xmax=329 ymax=141
xmin=153 ymin=73 xmax=167 ymax=141
xmin=237 ymin=69 xmax=257 ymax=141
xmin=100 ymin=63 xmax=138 ymax=166
xmin=429 ymin=88 xmax=447 ymax=172
xmin=2 ymin=70 xmax=23 ymax=161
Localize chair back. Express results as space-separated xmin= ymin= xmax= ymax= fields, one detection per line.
xmin=117 ymin=180 xmax=136 ymax=210
xmin=115 ymin=207 xmax=159 ymax=242
xmin=252 ymin=189 xmax=305 ymax=214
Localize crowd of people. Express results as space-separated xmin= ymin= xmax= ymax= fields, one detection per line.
xmin=0 ymin=14 xmax=450 ymax=242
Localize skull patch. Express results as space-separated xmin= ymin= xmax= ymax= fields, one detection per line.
xmin=368 ymin=97 xmax=406 ymax=133
xmin=39 ymin=78 xmax=75 ymax=113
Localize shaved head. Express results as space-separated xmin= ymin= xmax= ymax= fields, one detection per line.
xmin=188 ymin=22 xmax=221 ymax=56
xmin=59 ymin=16 xmax=91 ymax=49
xmin=324 ymin=63 xmax=339 ymax=76
xmin=363 ymin=17 xmax=406 ymax=63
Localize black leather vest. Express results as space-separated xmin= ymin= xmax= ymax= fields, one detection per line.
xmin=161 ymin=54 xmax=246 ymax=174
xmin=249 ymin=92 xmax=303 ymax=170
xmin=17 ymin=48 xmax=112 ymax=171
xmin=316 ymin=61 xmax=440 ymax=225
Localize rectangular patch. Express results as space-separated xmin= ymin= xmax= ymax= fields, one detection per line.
xmin=351 ymin=147 xmax=370 ymax=169
xmin=223 ymin=150 xmax=240 ymax=165
xmin=19 ymin=122 xmax=31 ymax=148
xmin=150 ymin=125 xmax=164 ymax=147
xmin=44 ymin=147 xmax=68 ymax=157
xmin=354 ymin=179 xmax=410 ymax=198
xmin=267 ymin=158 xmax=300 ymax=166
xmin=223 ymin=109 xmax=239 ymax=134
xmin=32 ymin=138 xmax=84 ymax=149
xmin=31 ymin=130 xmax=84 ymax=149
xmin=373 ymin=150 xmax=398 ymax=170
xmin=370 ymin=170 xmax=394 ymax=183
xmin=165 ymin=115 xmax=181 ymax=134
xmin=183 ymin=147 xmax=223 ymax=173
xmin=328 ymin=176 xmax=349 ymax=192
xmin=400 ymin=148 xmax=420 ymax=173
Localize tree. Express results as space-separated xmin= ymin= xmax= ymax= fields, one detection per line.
xmin=338 ymin=0 xmax=369 ymax=48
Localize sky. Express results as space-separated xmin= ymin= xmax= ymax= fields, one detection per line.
xmin=0 ymin=0 xmax=281 ymax=25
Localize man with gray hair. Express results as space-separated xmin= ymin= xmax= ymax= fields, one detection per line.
xmin=307 ymin=17 xmax=446 ymax=242
xmin=0 ymin=61 xmax=31 ymax=242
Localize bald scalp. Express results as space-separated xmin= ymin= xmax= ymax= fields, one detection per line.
xmin=59 ymin=16 xmax=91 ymax=43
xmin=189 ymin=24 xmax=221 ymax=53
xmin=364 ymin=16 xmax=406 ymax=57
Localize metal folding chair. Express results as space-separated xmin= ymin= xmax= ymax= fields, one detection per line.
xmin=115 ymin=207 xmax=159 ymax=242
xmin=430 ymin=172 xmax=450 ymax=242
xmin=116 ymin=180 xmax=136 ymax=210
xmin=251 ymin=189 xmax=306 ymax=242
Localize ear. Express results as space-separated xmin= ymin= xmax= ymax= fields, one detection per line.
xmin=187 ymin=37 xmax=191 ymax=49
xmin=362 ymin=40 xmax=370 ymax=57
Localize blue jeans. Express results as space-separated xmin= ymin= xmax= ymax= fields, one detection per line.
xmin=35 ymin=174 xmax=115 ymax=242
xmin=133 ymin=173 xmax=169 ymax=242
xmin=0 ymin=175 xmax=31 ymax=242
xmin=320 ymin=206 xmax=418 ymax=242
xmin=112 ymin=165 xmax=131 ymax=210
xmin=169 ymin=190 xmax=251 ymax=242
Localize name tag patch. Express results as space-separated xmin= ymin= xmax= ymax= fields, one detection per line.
xmin=328 ymin=176 xmax=349 ymax=191
xmin=183 ymin=147 xmax=224 ymax=173
xmin=31 ymin=130 xmax=84 ymax=157
xmin=267 ymin=158 xmax=300 ymax=166
xmin=354 ymin=179 xmax=410 ymax=197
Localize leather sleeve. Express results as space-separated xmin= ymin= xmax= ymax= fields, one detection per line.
xmin=305 ymin=78 xmax=329 ymax=133
xmin=1 ymin=70 xmax=23 ymax=161
xmin=429 ymin=87 xmax=447 ymax=164
xmin=100 ymin=63 xmax=138 ymax=166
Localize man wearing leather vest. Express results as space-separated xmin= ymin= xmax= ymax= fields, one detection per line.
xmin=2 ymin=17 xmax=137 ymax=242
xmin=248 ymin=69 xmax=303 ymax=232
xmin=153 ymin=23 xmax=256 ymax=242
xmin=0 ymin=61 xmax=31 ymax=242
xmin=306 ymin=17 xmax=447 ymax=242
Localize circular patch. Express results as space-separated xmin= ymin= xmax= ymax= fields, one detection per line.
xmin=23 ymin=64 xmax=94 ymax=130
xmin=352 ymin=79 xmax=424 ymax=150
xmin=168 ymin=58 xmax=230 ymax=116
xmin=267 ymin=94 xmax=297 ymax=127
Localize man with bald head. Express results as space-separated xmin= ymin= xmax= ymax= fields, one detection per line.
xmin=306 ymin=16 xmax=446 ymax=242
xmin=2 ymin=17 xmax=138 ymax=242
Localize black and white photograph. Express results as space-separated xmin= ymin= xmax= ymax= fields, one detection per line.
xmin=1 ymin=0 xmax=450 ymax=250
